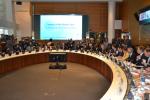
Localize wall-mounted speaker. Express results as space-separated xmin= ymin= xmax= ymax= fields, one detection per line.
xmin=16 ymin=1 xmax=22 ymax=5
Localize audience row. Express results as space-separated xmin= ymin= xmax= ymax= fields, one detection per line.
xmin=0 ymin=35 xmax=149 ymax=69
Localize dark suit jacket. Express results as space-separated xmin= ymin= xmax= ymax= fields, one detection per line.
xmin=136 ymin=53 xmax=149 ymax=67
xmin=116 ymin=51 xmax=124 ymax=57
xmin=126 ymin=51 xmax=137 ymax=63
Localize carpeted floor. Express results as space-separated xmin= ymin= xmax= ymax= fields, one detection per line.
xmin=0 ymin=62 xmax=110 ymax=100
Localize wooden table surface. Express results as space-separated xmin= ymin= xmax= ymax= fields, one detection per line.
xmin=0 ymin=50 xmax=128 ymax=100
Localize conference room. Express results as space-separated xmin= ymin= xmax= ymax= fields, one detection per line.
xmin=0 ymin=0 xmax=150 ymax=100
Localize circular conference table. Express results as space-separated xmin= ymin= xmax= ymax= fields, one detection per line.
xmin=0 ymin=50 xmax=128 ymax=100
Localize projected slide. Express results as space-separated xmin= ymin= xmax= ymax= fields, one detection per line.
xmin=40 ymin=15 xmax=82 ymax=40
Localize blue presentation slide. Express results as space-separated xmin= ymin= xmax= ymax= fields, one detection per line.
xmin=40 ymin=15 xmax=82 ymax=40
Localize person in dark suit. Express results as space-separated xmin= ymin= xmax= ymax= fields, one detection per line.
xmin=109 ymin=44 xmax=117 ymax=56
xmin=135 ymin=46 xmax=150 ymax=68
xmin=123 ymin=35 xmax=132 ymax=47
xmin=126 ymin=46 xmax=137 ymax=63
xmin=13 ymin=43 xmax=22 ymax=52
xmin=47 ymin=39 xmax=54 ymax=50
xmin=112 ymin=37 xmax=122 ymax=47
xmin=6 ymin=38 xmax=14 ymax=52
xmin=135 ymin=46 xmax=144 ymax=66
xmin=116 ymin=46 xmax=124 ymax=57
xmin=141 ymin=48 xmax=150 ymax=67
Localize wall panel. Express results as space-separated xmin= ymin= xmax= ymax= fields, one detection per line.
xmin=119 ymin=0 xmax=150 ymax=45
xmin=31 ymin=2 xmax=108 ymax=32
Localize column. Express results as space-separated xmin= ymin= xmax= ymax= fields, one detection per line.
xmin=0 ymin=0 xmax=5 ymax=28
xmin=4 ymin=0 xmax=16 ymax=36
xmin=108 ymin=1 xmax=116 ymax=43
xmin=0 ymin=0 xmax=4 ymax=19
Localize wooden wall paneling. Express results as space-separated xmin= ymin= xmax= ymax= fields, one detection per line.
xmin=2 ymin=59 xmax=13 ymax=73
xmin=83 ymin=54 xmax=87 ymax=65
xmin=17 ymin=56 xmax=23 ymax=69
xmin=100 ymin=61 xmax=104 ymax=76
xmin=67 ymin=53 xmax=113 ymax=82
xmin=6 ymin=59 xmax=13 ymax=72
xmin=119 ymin=0 xmax=150 ymax=45
xmin=31 ymin=2 xmax=108 ymax=32
xmin=39 ymin=53 xmax=49 ymax=63
xmin=0 ymin=53 xmax=49 ymax=74
xmin=0 ymin=53 xmax=113 ymax=83
xmin=0 ymin=61 xmax=4 ymax=73
xmin=32 ymin=54 xmax=37 ymax=65
xmin=96 ymin=59 xmax=102 ymax=73
xmin=95 ymin=59 xmax=99 ymax=72
xmin=67 ymin=53 xmax=72 ymax=62
xmin=24 ymin=55 xmax=30 ymax=66
xmin=0 ymin=60 xmax=6 ymax=73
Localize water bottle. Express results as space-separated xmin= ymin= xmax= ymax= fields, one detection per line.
xmin=140 ymin=68 xmax=145 ymax=86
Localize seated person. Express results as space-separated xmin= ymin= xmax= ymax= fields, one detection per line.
xmin=109 ymin=44 xmax=117 ymax=56
xmin=116 ymin=46 xmax=124 ymax=57
xmin=47 ymin=39 xmax=54 ymax=50
xmin=85 ymin=43 xmax=91 ymax=51
xmin=13 ymin=44 xmax=22 ymax=53
xmin=141 ymin=48 xmax=150 ymax=67
xmin=126 ymin=46 xmax=137 ymax=63
xmin=136 ymin=46 xmax=150 ymax=68
xmin=135 ymin=46 xmax=144 ymax=65
xmin=117 ymin=47 xmax=129 ymax=61
xmin=122 ymin=35 xmax=132 ymax=48
xmin=26 ymin=42 xmax=33 ymax=52
xmin=145 ymin=65 xmax=150 ymax=72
